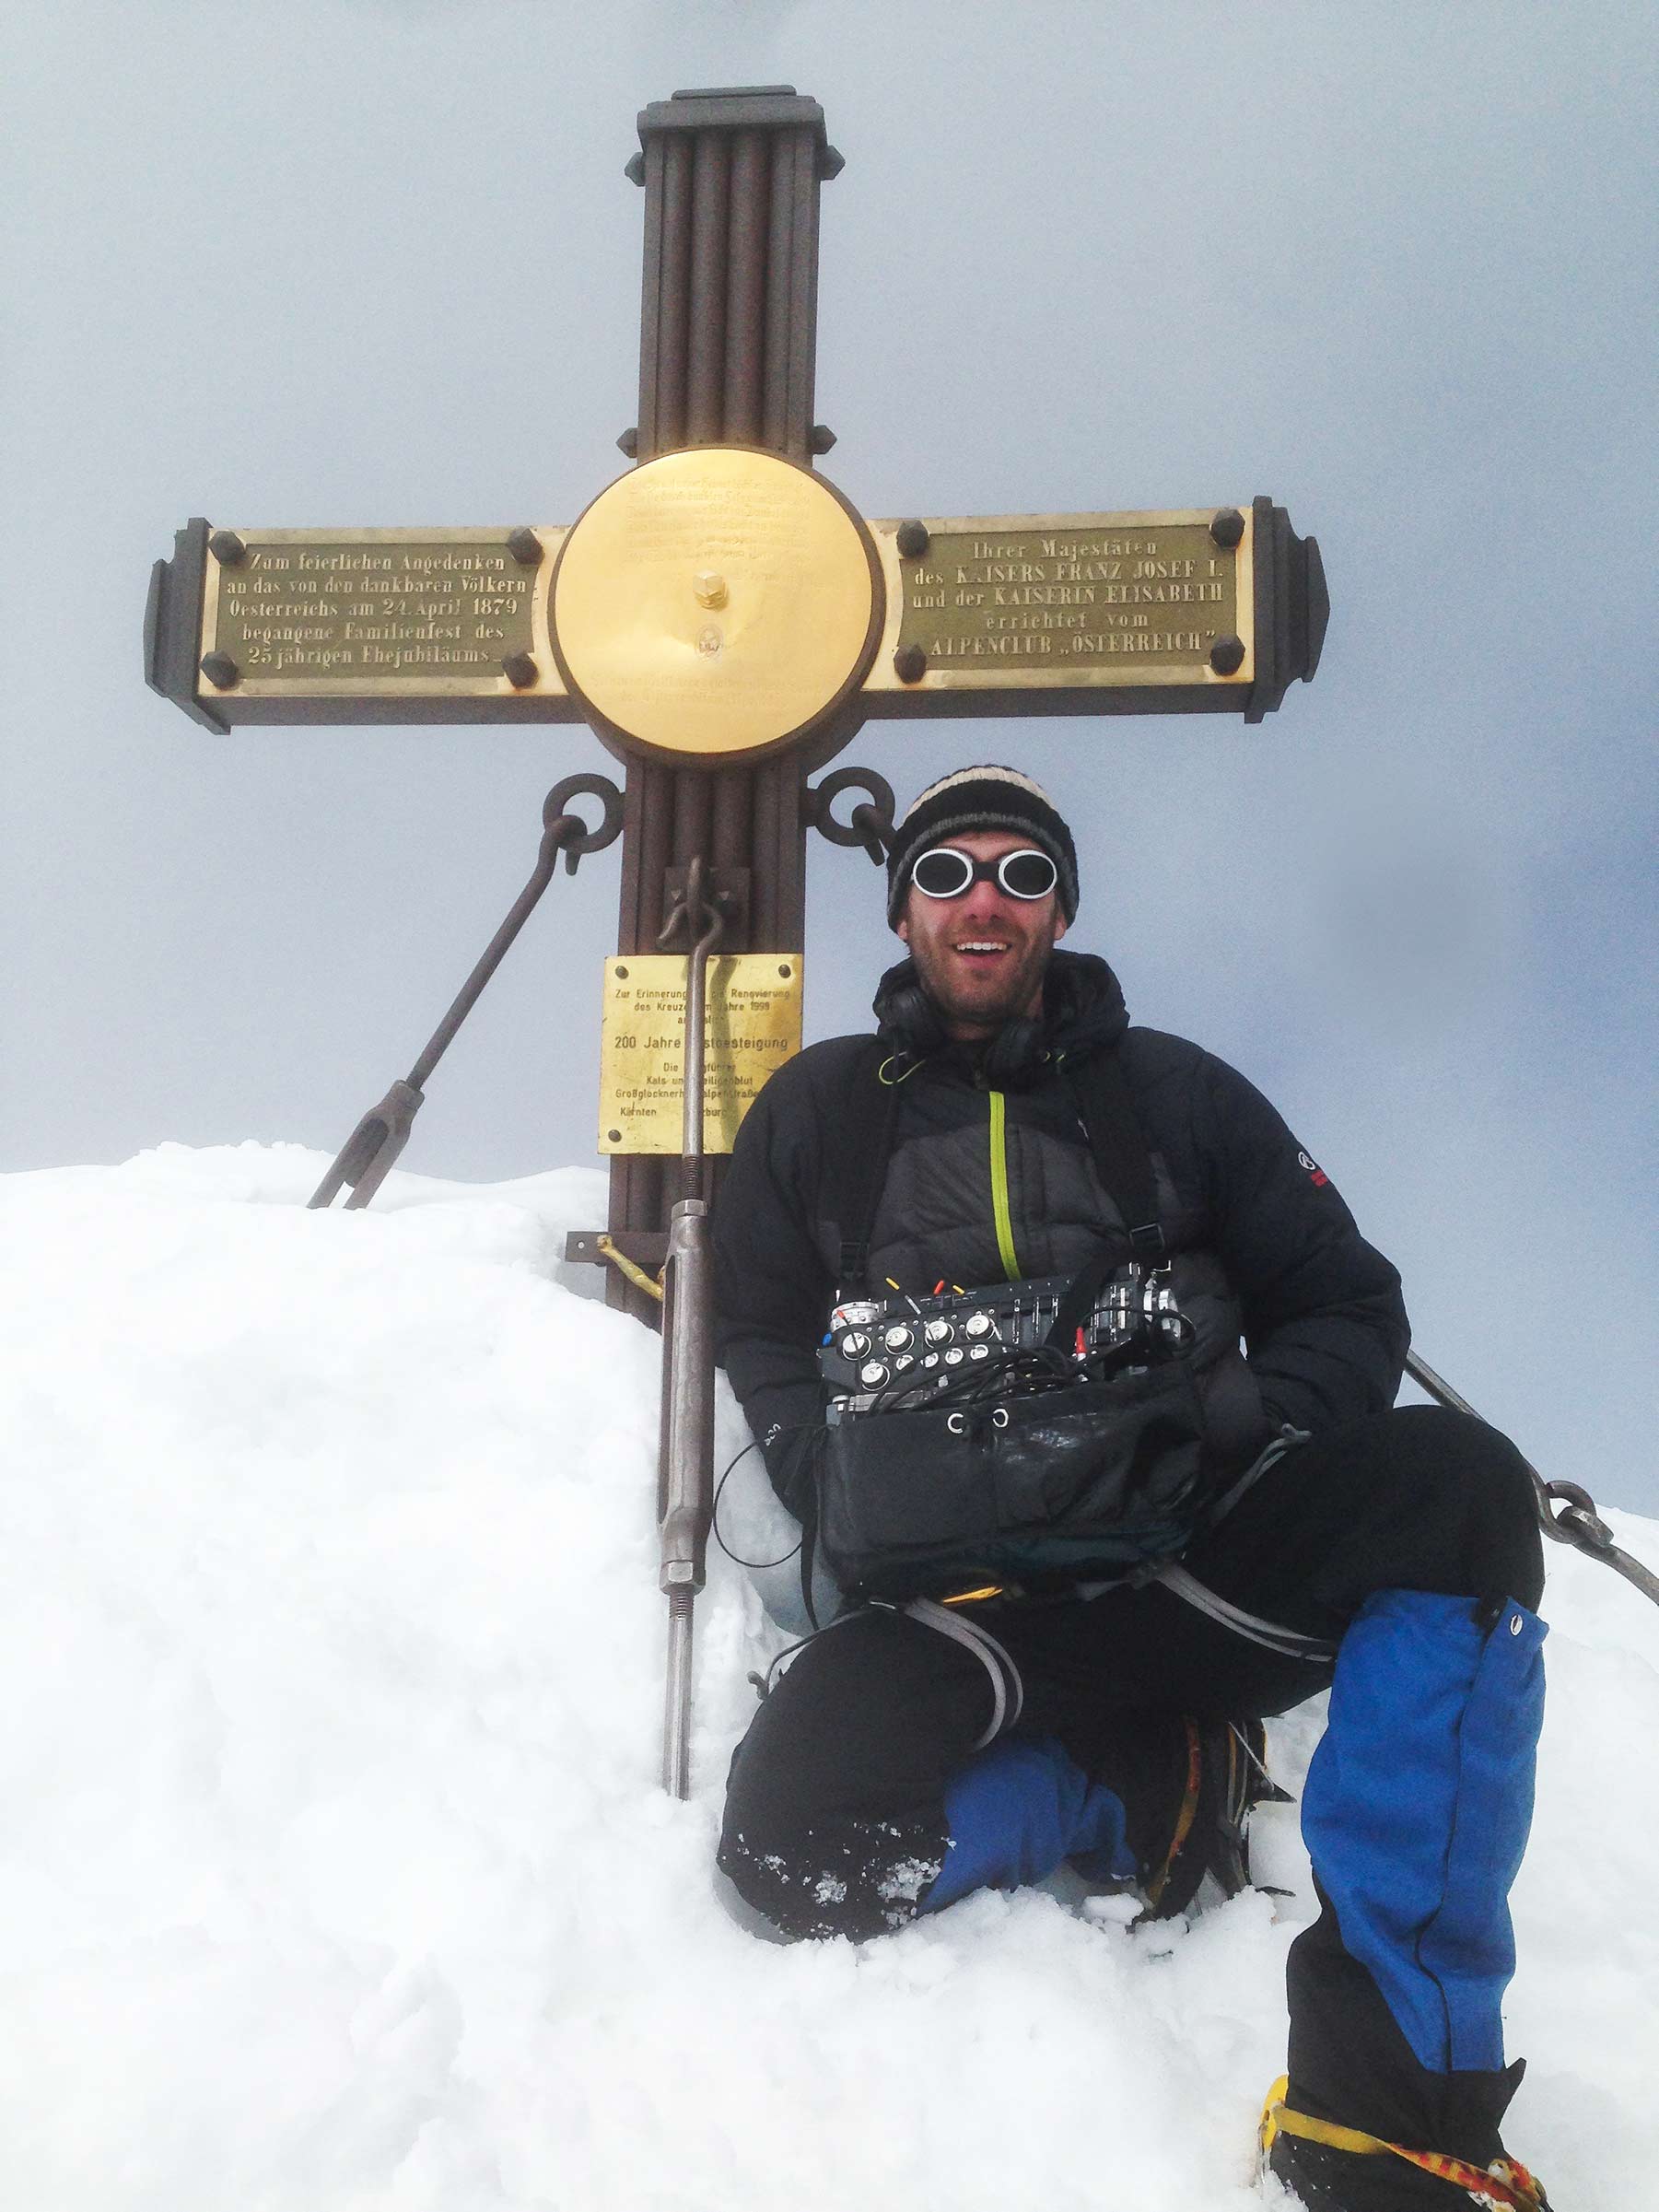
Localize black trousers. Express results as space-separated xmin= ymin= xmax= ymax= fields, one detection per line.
xmin=719 ymin=1406 xmax=1546 ymax=2159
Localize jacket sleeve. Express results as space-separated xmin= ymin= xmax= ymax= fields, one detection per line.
xmin=711 ymin=1051 xmax=838 ymax=1517
xmin=1198 ymin=1052 xmax=1409 ymax=1434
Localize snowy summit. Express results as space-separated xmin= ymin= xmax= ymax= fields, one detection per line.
xmin=1 ymin=1142 xmax=1653 ymax=2208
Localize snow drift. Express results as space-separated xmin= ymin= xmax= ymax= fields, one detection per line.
xmin=1 ymin=1144 xmax=1653 ymax=2209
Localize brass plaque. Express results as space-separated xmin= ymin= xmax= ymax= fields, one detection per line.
xmin=599 ymin=953 xmax=802 ymax=1154
xmin=552 ymin=449 xmax=882 ymax=760
xmin=200 ymin=528 xmax=563 ymax=697
xmin=868 ymin=509 xmax=1253 ymax=693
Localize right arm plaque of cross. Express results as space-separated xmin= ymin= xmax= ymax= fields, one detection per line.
xmin=146 ymin=85 xmax=1326 ymax=1318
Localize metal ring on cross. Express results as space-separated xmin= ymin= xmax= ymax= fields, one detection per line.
xmin=807 ymin=765 xmax=896 ymax=849
xmin=543 ymin=772 xmax=625 ymax=855
xmin=548 ymin=446 xmax=884 ymax=766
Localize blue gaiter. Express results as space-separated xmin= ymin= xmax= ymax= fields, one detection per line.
xmin=1301 ymin=1590 xmax=1547 ymax=2075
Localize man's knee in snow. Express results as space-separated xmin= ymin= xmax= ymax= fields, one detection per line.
xmin=1390 ymin=1404 xmax=1546 ymax=1615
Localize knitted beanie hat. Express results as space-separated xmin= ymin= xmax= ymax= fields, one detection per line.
xmin=885 ymin=766 xmax=1080 ymax=927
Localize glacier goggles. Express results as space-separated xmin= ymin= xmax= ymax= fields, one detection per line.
xmin=907 ymin=845 xmax=1059 ymax=901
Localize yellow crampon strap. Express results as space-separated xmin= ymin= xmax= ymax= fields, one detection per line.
xmin=1258 ymin=2077 xmax=1550 ymax=2209
xmin=1140 ymin=1716 xmax=1202 ymax=1912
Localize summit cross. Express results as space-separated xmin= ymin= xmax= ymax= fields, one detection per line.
xmin=146 ymin=85 xmax=1328 ymax=1319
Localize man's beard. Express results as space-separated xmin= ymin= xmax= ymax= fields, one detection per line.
xmin=906 ymin=930 xmax=1054 ymax=1037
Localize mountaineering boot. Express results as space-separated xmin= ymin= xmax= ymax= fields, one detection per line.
xmin=1260 ymin=2077 xmax=1554 ymax=2208
xmin=1133 ymin=1715 xmax=1288 ymax=1919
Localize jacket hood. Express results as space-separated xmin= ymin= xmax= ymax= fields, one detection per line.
xmin=871 ymin=948 xmax=1129 ymax=1081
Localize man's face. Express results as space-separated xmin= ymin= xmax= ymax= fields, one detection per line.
xmin=896 ymin=827 xmax=1068 ymax=1041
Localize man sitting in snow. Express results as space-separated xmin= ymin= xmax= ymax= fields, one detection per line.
xmin=710 ymin=766 xmax=1552 ymax=2211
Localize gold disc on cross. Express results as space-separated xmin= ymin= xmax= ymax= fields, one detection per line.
xmin=549 ymin=447 xmax=882 ymax=763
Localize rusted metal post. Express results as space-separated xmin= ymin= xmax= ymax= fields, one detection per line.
xmin=607 ymin=88 xmax=843 ymax=1322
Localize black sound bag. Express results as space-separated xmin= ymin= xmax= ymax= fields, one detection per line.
xmin=813 ymin=1261 xmax=1209 ymax=1603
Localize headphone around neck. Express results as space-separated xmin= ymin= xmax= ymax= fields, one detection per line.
xmin=882 ymin=969 xmax=1050 ymax=1086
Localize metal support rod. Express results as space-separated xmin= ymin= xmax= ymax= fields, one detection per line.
xmin=678 ymin=857 xmax=724 ymax=1165
xmin=725 ymin=128 xmax=768 ymax=444
xmin=1406 ymin=1351 xmax=1659 ymax=1608
xmin=309 ymin=776 xmax=622 ymax=1210
xmin=687 ymin=132 xmax=730 ymax=444
xmin=662 ymin=1589 xmax=696 ymax=1798
xmin=656 ymin=856 xmax=725 ymax=1792
xmin=659 ymin=1199 xmax=714 ymax=1794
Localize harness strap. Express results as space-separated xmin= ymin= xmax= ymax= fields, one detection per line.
xmin=1197 ymin=1424 xmax=1308 ymax=1535
xmin=1154 ymin=1563 xmax=1338 ymax=1663
xmin=1046 ymin=1242 xmax=1129 ymax=1354
xmin=903 ymin=1597 xmax=1025 ymax=1749
xmin=1259 ymin=2077 xmax=1551 ymax=2208
xmin=832 ymin=1040 xmax=905 ymax=1287
xmin=1057 ymin=1050 xmax=1165 ymax=1259
xmin=798 ymin=1462 xmax=824 ymax=1629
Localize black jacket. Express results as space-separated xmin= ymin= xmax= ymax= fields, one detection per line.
xmin=712 ymin=950 xmax=1409 ymax=1517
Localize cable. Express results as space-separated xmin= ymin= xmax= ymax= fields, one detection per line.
xmin=708 ymin=1432 xmax=806 ymax=1571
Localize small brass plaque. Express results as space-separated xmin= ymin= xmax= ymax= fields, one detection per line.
xmin=872 ymin=509 xmax=1252 ymax=693
xmin=201 ymin=528 xmax=558 ymax=696
xmin=599 ymin=953 xmax=803 ymax=1154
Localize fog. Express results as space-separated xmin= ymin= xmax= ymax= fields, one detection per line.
xmin=4 ymin=0 xmax=1653 ymax=1508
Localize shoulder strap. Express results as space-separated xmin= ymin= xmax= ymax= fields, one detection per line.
xmin=830 ymin=1037 xmax=907 ymax=1290
xmin=799 ymin=1469 xmax=823 ymax=1628
xmin=1058 ymin=1046 xmax=1165 ymax=1262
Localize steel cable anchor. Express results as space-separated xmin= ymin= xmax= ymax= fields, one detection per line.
xmin=307 ymin=774 xmax=622 ymax=1210
xmin=1407 ymin=1352 xmax=1659 ymax=1610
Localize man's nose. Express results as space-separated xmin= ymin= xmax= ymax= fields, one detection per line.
xmin=959 ymin=879 xmax=1014 ymax=926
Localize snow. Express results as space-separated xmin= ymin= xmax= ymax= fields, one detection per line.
xmin=1 ymin=1142 xmax=1654 ymax=2209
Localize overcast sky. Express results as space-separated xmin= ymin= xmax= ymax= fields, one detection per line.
xmin=4 ymin=1 xmax=1655 ymax=1510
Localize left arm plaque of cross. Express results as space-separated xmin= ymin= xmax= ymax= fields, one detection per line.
xmin=146 ymin=85 xmax=1327 ymax=1327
